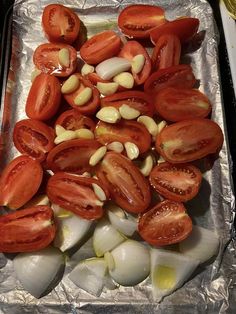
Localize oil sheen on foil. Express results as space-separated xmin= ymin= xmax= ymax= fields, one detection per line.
xmin=0 ymin=0 xmax=235 ymax=313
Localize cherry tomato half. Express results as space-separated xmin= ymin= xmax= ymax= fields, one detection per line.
xmin=151 ymin=34 xmax=181 ymax=71
xmin=80 ymin=30 xmax=121 ymax=65
xmin=47 ymin=172 xmax=106 ymax=220
xmin=150 ymin=17 xmax=200 ymax=44
xmin=63 ymin=73 xmax=100 ymax=115
xmin=155 ymin=87 xmax=212 ymax=122
xmin=149 ymin=162 xmax=202 ymax=202
xmin=156 ymin=118 xmax=224 ymax=163
xmin=25 ymin=73 xmax=61 ymax=121
xmin=13 ymin=119 xmax=55 ymax=162
xmin=95 ymin=120 xmax=151 ymax=154
xmin=144 ymin=64 xmax=196 ymax=94
xmin=42 ymin=4 xmax=80 ymax=44
xmin=33 ymin=43 xmax=77 ymax=77
xmin=0 ymin=155 xmax=43 ymax=209
xmin=55 ymin=109 xmax=95 ymax=131
xmin=0 ymin=205 xmax=56 ymax=253
xmin=96 ymin=152 xmax=151 ymax=213
xmin=138 ymin=200 xmax=192 ymax=246
xmin=101 ymin=91 xmax=154 ymax=116
xmin=118 ymin=5 xmax=167 ymax=38
xmin=119 ymin=41 xmax=152 ymax=85
xmin=46 ymin=139 xmax=101 ymax=174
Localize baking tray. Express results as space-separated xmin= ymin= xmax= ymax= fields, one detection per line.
xmin=0 ymin=0 xmax=235 ymax=313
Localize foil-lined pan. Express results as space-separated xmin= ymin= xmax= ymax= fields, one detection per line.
xmin=0 ymin=0 xmax=235 ymax=312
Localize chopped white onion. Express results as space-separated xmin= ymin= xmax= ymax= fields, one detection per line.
xmin=93 ymin=219 xmax=126 ymax=257
xmin=179 ymin=225 xmax=220 ymax=263
xmin=106 ymin=203 xmax=137 ymax=236
xmin=68 ymin=257 xmax=107 ymax=296
xmin=13 ymin=246 xmax=64 ymax=298
xmin=96 ymin=57 xmax=131 ymax=80
xmin=108 ymin=240 xmax=150 ymax=286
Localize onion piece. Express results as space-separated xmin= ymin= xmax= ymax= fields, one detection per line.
xmin=13 ymin=246 xmax=65 ymax=298
xmin=68 ymin=257 xmax=107 ymax=296
xmin=96 ymin=57 xmax=131 ymax=80
xmin=179 ymin=225 xmax=220 ymax=263
xmin=106 ymin=203 xmax=137 ymax=236
xmin=93 ymin=219 xmax=126 ymax=257
xmin=52 ymin=204 xmax=92 ymax=252
xmin=108 ymin=240 xmax=150 ymax=286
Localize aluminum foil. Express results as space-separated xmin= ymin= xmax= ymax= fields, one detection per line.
xmin=0 ymin=0 xmax=235 ymax=313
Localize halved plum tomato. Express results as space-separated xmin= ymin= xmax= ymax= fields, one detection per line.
xmin=151 ymin=34 xmax=181 ymax=71
xmin=47 ymin=172 xmax=106 ymax=220
xmin=155 ymin=88 xmax=212 ymax=122
xmin=156 ymin=118 xmax=224 ymax=163
xmin=119 ymin=41 xmax=152 ymax=85
xmin=96 ymin=152 xmax=151 ymax=213
xmin=33 ymin=43 xmax=77 ymax=77
xmin=80 ymin=30 xmax=121 ymax=65
xmin=95 ymin=120 xmax=151 ymax=154
xmin=150 ymin=17 xmax=200 ymax=44
xmin=144 ymin=64 xmax=196 ymax=94
xmin=25 ymin=73 xmax=61 ymax=121
xmin=118 ymin=5 xmax=167 ymax=38
xmin=101 ymin=91 xmax=154 ymax=116
xmin=0 ymin=155 xmax=43 ymax=209
xmin=138 ymin=200 xmax=192 ymax=246
xmin=42 ymin=4 xmax=80 ymax=44
xmin=13 ymin=119 xmax=55 ymax=162
xmin=0 ymin=205 xmax=56 ymax=253
xmin=46 ymin=138 xmax=101 ymax=174
xmin=63 ymin=73 xmax=100 ymax=115
xmin=149 ymin=162 xmax=202 ymax=202
xmin=55 ymin=109 xmax=95 ymax=131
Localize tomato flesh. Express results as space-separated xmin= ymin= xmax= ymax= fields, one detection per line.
xmin=42 ymin=4 xmax=80 ymax=44
xmin=13 ymin=119 xmax=55 ymax=162
xmin=96 ymin=152 xmax=151 ymax=213
xmin=156 ymin=118 xmax=224 ymax=163
xmin=0 ymin=205 xmax=56 ymax=253
xmin=47 ymin=172 xmax=105 ymax=220
xmin=55 ymin=109 xmax=95 ymax=131
xmin=0 ymin=156 xmax=43 ymax=209
xmin=138 ymin=200 xmax=192 ymax=246
xmin=149 ymin=162 xmax=202 ymax=202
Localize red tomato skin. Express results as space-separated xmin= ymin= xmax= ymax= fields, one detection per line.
xmin=119 ymin=41 xmax=152 ymax=85
xmin=63 ymin=73 xmax=100 ymax=115
xmin=33 ymin=43 xmax=77 ymax=77
xmin=86 ymin=72 xmax=110 ymax=85
xmin=80 ymin=31 xmax=121 ymax=65
xmin=118 ymin=5 xmax=167 ymax=38
xmin=46 ymin=139 xmax=102 ymax=174
xmin=138 ymin=200 xmax=192 ymax=246
xmin=149 ymin=162 xmax=202 ymax=202
xmin=150 ymin=18 xmax=200 ymax=44
xmin=0 ymin=205 xmax=56 ymax=253
xmin=155 ymin=88 xmax=212 ymax=121
xmin=0 ymin=155 xmax=43 ymax=209
xmin=101 ymin=91 xmax=154 ymax=116
xmin=95 ymin=152 xmax=151 ymax=213
xmin=55 ymin=109 xmax=95 ymax=131
xmin=151 ymin=34 xmax=181 ymax=71
xmin=47 ymin=172 xmax=106 ymax=220
xmin=42 ymin=4 xmax=80 ymax=44
xmin=25 ymin=73 xmax=61 ymax=121
xmin=95 ymin=120 xmax=151 ymax=154
xmin=156 ymin=118 xmax=224 ymax=163
xmin=13 ymin=119 xmax=55 ymax=162
xmin=144 ymin=64 xmax=196 ymax=94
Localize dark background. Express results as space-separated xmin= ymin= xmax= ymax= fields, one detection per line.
xmin=0 ymin=0 xmax=236 ymax=188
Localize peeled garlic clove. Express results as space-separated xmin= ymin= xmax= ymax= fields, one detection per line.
xmin=61 ymin=75 xmax=80 ymax=94
xmin=97 ymin=82 xmax=119 ymax=96
xmin=58 ymin=48 xmax=70 ymax=67
xmin=92 ymin=183 xmax=107 ymax=201
xmin=75 ymin=128 xmax=94 ymax=139
xmin=119 ymin=104 xmax=140 ymax=120
xmin=74 ymin=87 xmax=92 ymax=106
xmin=96 ymin=107 xmax=121 ymax=124
xmin=55 ymin=124 xmax=66 ymax=136
xmin=113 ymin=72 xmax=134 ymax=89
xmin=157 ymin=120 xmax=167 ymax=134
xmin=131 ymin=54 xmax=145 ymax=74
xmin=139 ymin=154 xmax=154 ymax=177
xmin=89 ymin=146 xmax=107 ymax=166
xmin=81 ymin=64 xmax=95 ymax=76
xmin=137 ymin=115 xmax=158 ymax=139
xmin=124 ymin=142 xmax=139 ymax=160
xmin=54 ymin=130 xmax=77 ymax=144
xmin=96 ymin=57 xmax=131 ymax=80
xmin=107 ymin=141 xmax=124 ymax=153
